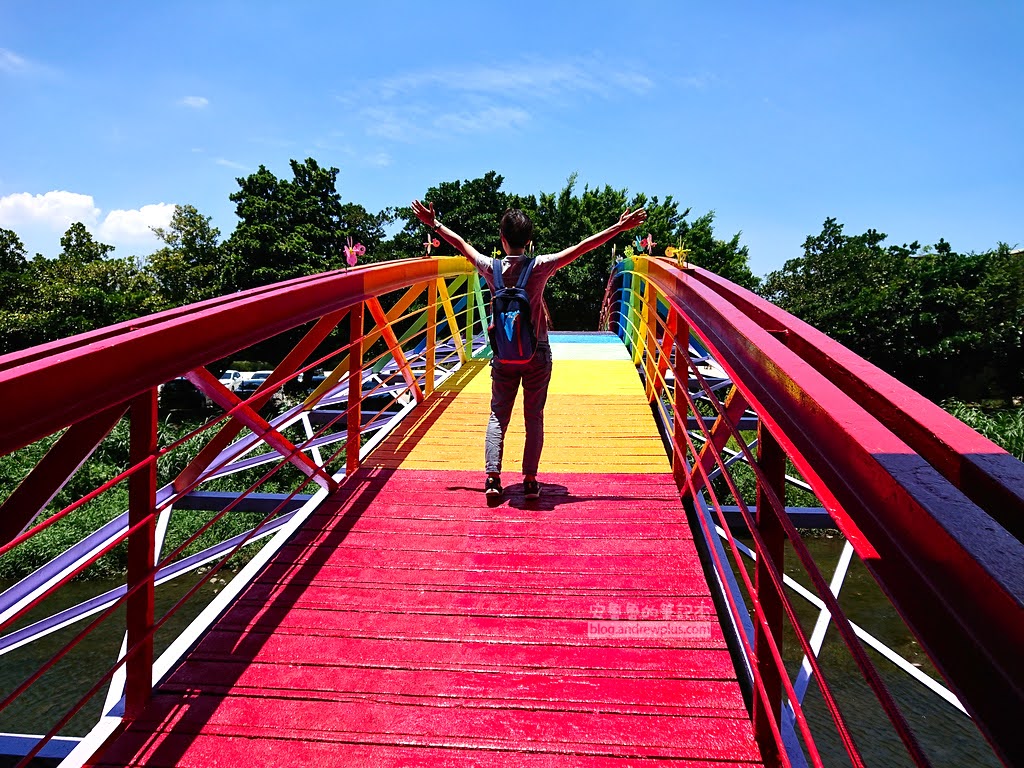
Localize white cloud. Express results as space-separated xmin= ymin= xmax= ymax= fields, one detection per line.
xmin=364 ymin=152 xmax=392 ymax=167
xmin=674 ymin=72 xmax=717 ymax=90
xmin=215 ymin=158 xmax=248 ymax=171
xmin=0 ymin=191 xmax=101 ymax=230
xmin=0 ymin=48 xmax=58 ymax=78
xmin=362 ymin=107 xmax=421 ymax=143
xmin=612 ymin=72 xmax=657 ymax=92
xmin=98 ymin=203 xmax=175 ymax=243
xmin=434 ymin=107 xmax=530 ymax=134
xmin=376 ymin=58 xmax=653 ymax=99
xmin=0 ymin=191 xmax=175 ymax=256
xmin=362 ymin=104 xmax=530 ymax=143
xmin=0 ymin=48 xmax=28 ymax=74
xmin=179 ymin=95 xmax=209 ymax=108
xmin=346 ymin=55 xmax=653 ymax=145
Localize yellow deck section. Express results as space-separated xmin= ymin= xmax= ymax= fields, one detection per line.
xmin=365 ymin=338 xmax=670 ymax=474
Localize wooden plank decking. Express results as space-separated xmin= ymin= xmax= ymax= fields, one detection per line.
xmin=93 ymin=333 xmax=762 ymax=766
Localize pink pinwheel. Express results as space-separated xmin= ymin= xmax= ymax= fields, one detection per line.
xmin=344 ymin=237 xmax=365 ymax=267
xmin=642 ymin=233 xmax=656 ymax=253
xmin=423 ymin=236 xmax=440 ymax=257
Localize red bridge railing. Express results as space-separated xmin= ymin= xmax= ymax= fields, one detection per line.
xmin=603 ymin=256 xmax=1023 ymax=767
xmin=0 ymin=256 xmax=484 ymax=765
xmin=602 ymin=257 xmax=1019 ymax=768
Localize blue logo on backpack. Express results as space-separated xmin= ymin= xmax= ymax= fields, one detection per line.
xmin=488 ymin=258 xmax=537 ymax=364
xmin=503 ymin=309 xmax=520 ymax=341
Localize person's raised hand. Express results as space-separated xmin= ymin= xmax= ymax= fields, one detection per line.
xmin=618 ymin=207 xmax=647 ymax=231
xmin=411 ymin=200 xmax=438 ymax=228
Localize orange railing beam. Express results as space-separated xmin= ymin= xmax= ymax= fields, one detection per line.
xmin=346 ymin=303 xmax=364 ymax=476
xmin=366 ymin=296 xmax=423 ymax=403
xmin=303 ymin=282 xmax=427 ymax=408
xmin=426 ymin=280 xmax=437 ymax=396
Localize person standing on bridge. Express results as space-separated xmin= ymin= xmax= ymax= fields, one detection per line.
xmin=412 ymin=199 xmax=647 ymax=501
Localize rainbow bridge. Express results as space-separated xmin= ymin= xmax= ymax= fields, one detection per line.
xmin=0 ymin=256 xmax=1021 ymax=767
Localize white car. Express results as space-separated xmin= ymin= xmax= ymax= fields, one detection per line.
xmin=218 ymin=369 xmax=244 ymax=392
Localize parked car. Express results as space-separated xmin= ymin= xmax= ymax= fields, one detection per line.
xmin=235 ymin=370 xmax=274 ymax=399
xmin=158 ymin=377 xmax=206 ymax=413
xmin=218 ymin=369 xmax=244 ymax=392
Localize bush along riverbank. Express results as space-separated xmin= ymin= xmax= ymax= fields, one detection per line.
xmin=943 ymin=400 xmax=1024 ymax=460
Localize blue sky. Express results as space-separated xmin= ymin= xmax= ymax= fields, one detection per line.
xmin=1 ymin=1 xmax=1021 ymax=277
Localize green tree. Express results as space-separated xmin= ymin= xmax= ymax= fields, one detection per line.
xmin=526 ymin=176 xmax=757 ymax=327
xmin=387 ymin=170 xmax=511 ymax=262
xmin=762 ymin=218 xmax=925 ymax=374
xmin=59 ymin=221 xmax=115 ymax=264
xmin=389 ymin=172 xmax=757 ymax=330
xmin=147 ymin=204 xmax=223 ymax=307
xmin=762 ymin=218 xmax=1024 ymax=400
xmin=222 ymin=158 xmax=386 ymax=291
xmin=525 ymin=176 xmax=633 ymax=329
xmin=0 ymin=228 xmax=33 ymax=354
xmin=0 ymin=228 xmax=29 ymax=306
xmin=5 ymin=224 xmax=157 ymax=352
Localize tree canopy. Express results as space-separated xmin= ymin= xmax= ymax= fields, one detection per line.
xmin=0 ymin=224 xmax=157 ymax=354
xmin=388 ymin=171 xmax=756 ymax=329
xmin=761 ymin=218 xmax=1023 ymax=400
xmin=3 ymin=160 xmax=1017 ymax=405
xmin=147 ymin=204 xmax=222 ymax=307
xmin=221 ymin=158 xmax=386 ymax=292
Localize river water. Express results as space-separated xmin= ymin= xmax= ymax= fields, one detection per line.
xmin=0 ymin=571 xmax=222 ymax=756
xmin=767 ymin=533 xmax=1001 ymax=767
xmin=0 ymin=536 xmax=1002 ymax=766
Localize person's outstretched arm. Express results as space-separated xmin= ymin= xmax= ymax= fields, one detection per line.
xmin=411 ymin=200 xmax=489 ymax=272
xmin=545 ymin=207 xmax=648 ymax=270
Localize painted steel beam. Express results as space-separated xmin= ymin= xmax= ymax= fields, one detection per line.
xmin=635 ymin=256 xmax=1024 ymax=766
xmin=171 ymin=491 xmax=312 ymax=514
xmin=366 ymin=297 xmax=423 ymax=403
xmin=684 ymin=384 xmax=751 ymax=501
xmin=174 ymin=307 xmax=348 ymax=495
xmin=688 ymin=265 xmax=1024 ymax=543
xmin=0 ymin=257 xmax=475 ymax=456
xmin=0 ymin=404 xmax=125 ymax=548
xmin=186 ymin=368 xmax=336 ymax=492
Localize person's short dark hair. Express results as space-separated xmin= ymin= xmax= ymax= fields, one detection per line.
xmin=500 ymin=209 xmax=533 ymax=250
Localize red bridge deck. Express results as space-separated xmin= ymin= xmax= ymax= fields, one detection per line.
xmin=92 ymin=344 xmax=762 ymax=766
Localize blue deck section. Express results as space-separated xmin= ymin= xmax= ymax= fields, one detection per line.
xmin=548 ymin=332 xmax=621 ymax=343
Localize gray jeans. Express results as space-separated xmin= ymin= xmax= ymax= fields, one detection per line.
xmin=485 ymin=343 xmax=553 ymax=476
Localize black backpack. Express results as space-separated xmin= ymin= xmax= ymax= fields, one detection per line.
xmin=488 ymin=257 xmax=537 ymax=364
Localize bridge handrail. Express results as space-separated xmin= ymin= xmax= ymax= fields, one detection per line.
xmin=604 ymin=256 xmax=1023 ymax=767
xmin=0 ymin=256 xmax=482 ymax=765
xmin=685 ymin=264 xmax=1024 ymax=541
xmin=0 ymin=257 xmax=475 ymax=457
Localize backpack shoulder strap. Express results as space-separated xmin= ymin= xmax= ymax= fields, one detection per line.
xmin=492 ymin=259 xmax=505 ymax=291
xmin=515 ymin=257 xmax=536 ymax=289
